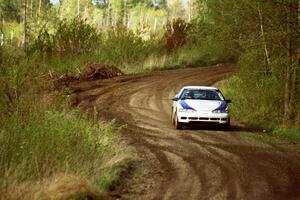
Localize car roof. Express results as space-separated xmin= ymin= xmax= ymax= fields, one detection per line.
xmin=182 ymin=86 xmax=218 ymax=90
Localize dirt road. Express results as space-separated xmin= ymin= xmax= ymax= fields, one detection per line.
xmin=71 ymin=65 xmax=300 ymax=200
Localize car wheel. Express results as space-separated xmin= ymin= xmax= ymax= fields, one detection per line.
xmin=221 ymin=120 xmax=230 ymax=131
xmin=174 ymin=113 xmax=182 ymax=130
xmin=171 ymin=109 xmax=175 ymax=125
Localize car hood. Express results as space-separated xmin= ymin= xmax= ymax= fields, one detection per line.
xmin=178 ymin=99 xmax=227 ymax=112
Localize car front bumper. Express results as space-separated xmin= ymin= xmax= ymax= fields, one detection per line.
xmin=177 ymin=112 xmax=230 ymax=124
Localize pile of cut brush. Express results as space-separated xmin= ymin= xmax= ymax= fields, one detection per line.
xmin=50 ymin=62 xmax=123 ymax=89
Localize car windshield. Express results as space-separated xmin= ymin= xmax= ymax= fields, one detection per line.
xmin=180 ymin=89 xmax=225 ymax=101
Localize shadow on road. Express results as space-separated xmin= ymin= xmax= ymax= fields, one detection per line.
xmin=182 ymin=123 xmax=254 ymax=132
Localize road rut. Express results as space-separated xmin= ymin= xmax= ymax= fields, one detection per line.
xmin=71 ymin=65 xmax=300 ymax=200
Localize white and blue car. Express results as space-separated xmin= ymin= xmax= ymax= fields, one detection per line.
xmin=171 ymin=86 xmax=231 ymax=129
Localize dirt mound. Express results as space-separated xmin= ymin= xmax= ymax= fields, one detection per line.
xmin=51 ymin=62 xmax=123 ymax=89
xmin=80 ymin=62 xmax=123 ymax=80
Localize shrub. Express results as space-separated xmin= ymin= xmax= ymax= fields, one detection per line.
xmin=164 ymin=18 xmax=190 ymax=53
xmin=30 ymin=18 xmax=101 ymax=56
xmin=96 ymin=25 xmax=158 ymax=67
xmin=0 ymin=48 xmax=131 ymax=199
xmin=221 ymin=49 xmax=299 ymax=129
xmin=0 ymin=104 xmax=122 ymax=181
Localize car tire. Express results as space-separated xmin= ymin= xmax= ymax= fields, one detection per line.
xmin=221 ymin=119 xmax=230 ymax=131
xmin=174 ymin=113 xmax=183 ymax=130
xmin=171 ymin=109 xmax=175 ymax=125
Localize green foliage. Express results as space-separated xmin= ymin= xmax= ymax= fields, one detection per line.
xmin=97 ymin=26 xmax=158 ymax=67
xmin=54 ymin=18 xmax=100 ymax=55
xmin=28 ymin=18 xmax=161 ymax=69
xmin=1 ymin=22 xmax=23 ymax=41
xmin=222 ymin=51 xmax=282 ymax=128
xmin=0 ymin=99 xmax=131 ymax=193
xmin=194 ymin=0 xmax=300 ymax=131
xmin=0 ymin=0 xmax=21 ymax=22
xmin=272 ymin=128 xmax=300 ymax=148
xmin=97 ymin=159 xmax=129 ymax=191
xmin=0 ymin=48 xmax=29 ymax=124
xmin=166 ymin=0 xmax=185 ymax=17
xmin=222 ymin=56 xmax=299 ymax=130
xmin=30 ymin=18 xmax=100 ymax=56
xmin=0 ymin=47 xmax=131 ymax=196
xmin=240 ymin=131 xmax=281 ymax=146
xmin=60 ymin=0 xmax=94 ymax=19
xmin=240 ymin=129 xmax=300 ymax=150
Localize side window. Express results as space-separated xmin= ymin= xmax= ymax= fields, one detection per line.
xmin=180 ymin=89 xmax=189 ymax=99
xmin=183 ymin=90 xmax=192 ymax=99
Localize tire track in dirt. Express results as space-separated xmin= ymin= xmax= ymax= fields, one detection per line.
xmin=71 ymin=65 xmax=300 ymax=200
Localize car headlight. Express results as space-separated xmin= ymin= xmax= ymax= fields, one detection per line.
xmin=178 ymin=108 xmax=196 ymax=112
xmin=212 ymin=110 xmax=228 ymax=113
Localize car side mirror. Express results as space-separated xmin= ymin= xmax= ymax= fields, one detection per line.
xmin=225 ymin=99 xmax=232 ymax=103
xmin=172 ymin=97 xmax=179 ymax=101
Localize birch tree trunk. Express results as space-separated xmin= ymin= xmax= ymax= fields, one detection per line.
xmin=124 ymin=0 xmax=128 ymax=27
xmin=30 ymin=0 xmax=33 ymax=18
xmin=107 ymin=1 xmax=112 ymax=27
xmin=257 ymin=4 xmax=270 ymax=75
xmin=24 ymin=0 xmax=28 ymax=49
xmin=38 ymin=0 xmax=42 ymax=24
xmin=188 ymin=0 xmax=192 ymax=22
xmin=77 ymin=0 xmax=80 ymax=17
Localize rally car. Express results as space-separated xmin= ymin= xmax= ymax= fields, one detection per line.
xmin=171 ymin=86 xmax=231 ymax=129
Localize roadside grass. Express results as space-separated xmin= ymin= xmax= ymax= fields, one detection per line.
xmin=272 ymin=128 xmax=300 ymax=149
xmin=45 ymin=55 xmax=90 ymax=73
xmin=0 ymin=49 xmax=134 ymax=199
xmin=37 ymin=53 xmax=174 ymax=75
xmin=124 ymin=47 xmax=224 ymax=74
xmin=217 ymin=78 xmax=300 ymax=150
xmin=40 ymin=39 xmax=230 ymax=76
xmin=240 ymin=130 xmax=300 ymax=151
xmin=0 ymin=97 xmax=133 ymax=199
xmin=240 ymin=131 xmax=284 ymax=146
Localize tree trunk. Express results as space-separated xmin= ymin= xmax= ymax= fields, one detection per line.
xmin=258 ymin=4 xmax=270 ymax=75
xmin=77 ymin=0 xmax=80 ymax=17
xmin=283 ymin=0 xmax=299 ymax=127
xmin=30 ymin=0 xmax=33 ymax=18
xmin=188 ymin=0 xmax=192 ymax=22
xmin=124 ymin=0 xmax=128 ymax=27
xmin=0 ymin=13 xmax=3 ymax=34
xmin=107 ymin=1 xmax=112 ymax=26
xmin=38 ymin=0 xmax=42 ymax=24
xmin=24 ymin=0 xmax=28 ymax=49
xmin=154 ymin=17 xmax=157 ymax=31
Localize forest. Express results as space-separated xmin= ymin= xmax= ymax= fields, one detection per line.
xmin=0 ymin=0 xmax=299 ymax=199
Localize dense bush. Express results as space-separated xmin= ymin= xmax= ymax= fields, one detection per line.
xmin=97 ymin=25 xmax=158 ymax=67
xmin=0 ymin=47 xmax=131 ymax=199
xmin=30 ymin=18 xmax=101 ymax=56
xmin=223 ymin=50 xmax=299 ymax=129
xmin=29 ymin=19 xmax=160 ymax=69
xmin=164 ymin=18 xmax=190 ymax=53
xmin=226 ymin=50 xmax=284 ymax=128
xmin=193 ymin=0 xmax=300 ymax=131
xmin=0 ymin=100 xmax=125 ymax=182
xmin=0 ymin=47 xmax=29 ymax=126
